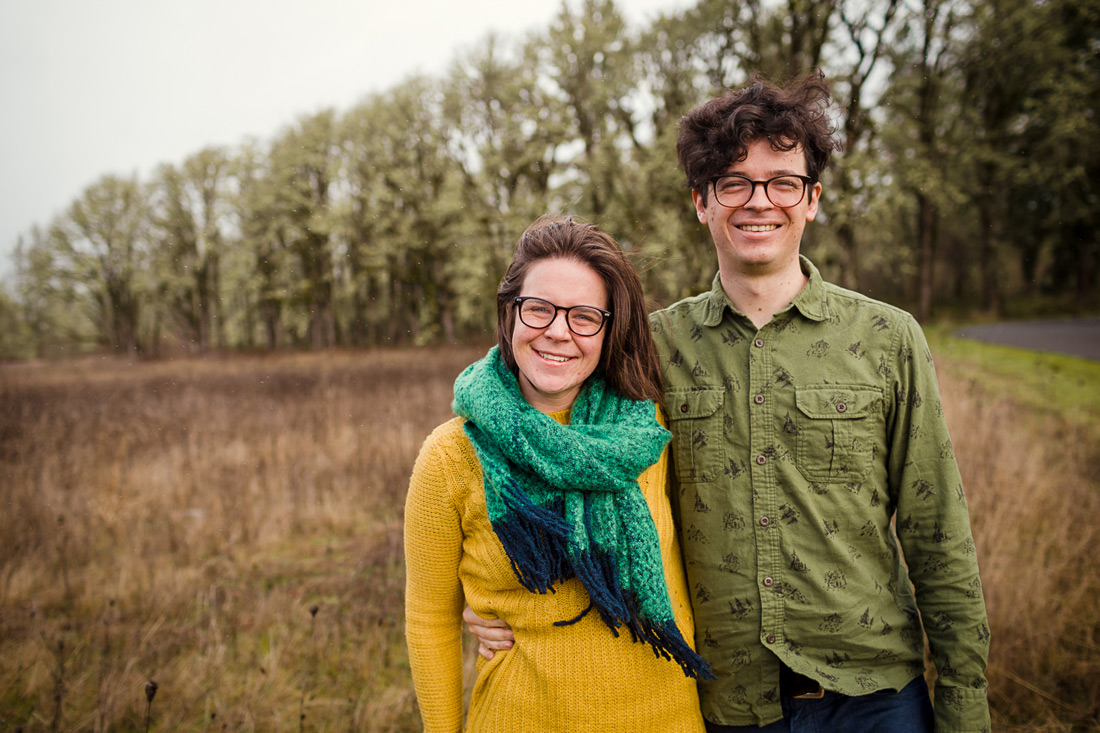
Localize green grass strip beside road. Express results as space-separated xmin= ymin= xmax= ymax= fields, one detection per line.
xmin=926 ymin=324 xmax=1100 ymax=439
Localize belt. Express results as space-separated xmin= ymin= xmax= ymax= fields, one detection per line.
xmin=780 ymin=664 xmax=825 ymax=700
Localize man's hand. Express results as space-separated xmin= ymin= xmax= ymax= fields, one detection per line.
xmin=463 ymin=605 xmax=515 ymax=660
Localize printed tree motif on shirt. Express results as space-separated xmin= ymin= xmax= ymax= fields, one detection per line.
xmin=773 ymin=366 xmax=794 ymax=389
xmin=719 ymin=553 xmax=741 ymax=573
xmin=725 ymin=686 xmax=749 ymax=705
xmin=695 ymin=583 xmax=712 ymax=603
xmin=692 ymin=361 xmax=709 ymax=378
xmin=690 ymin=325 xmax=704 ymax=342
xmin=939 ymin=439 xmax=955 ymax=460
xmin=932 ymin=523 xmax=951 ymax=543
xmin=703 ymin=628 xmax=719 ymax=648
xmin=819 ymin=613 xmax=843 ymax=632
xmin=822 ymin=519 xmax=840 ymax=537
xmin=722 ymin=329 xmax=742 ymax=347
xmin=824 ymin=569 xmax=847 ymax=591
xmin=694 ymin=492 xmax=712 ymax=513
xmin=896 ymin=513 xmax=920 ymax=534
xmin=782 ymin=412 xmax=801 ymax=437
xmin=686 ymin=524 xmax=708 ymax=543
xmin=779 ymin=503 xmax=800 ymax=525
xmin=857 ymin=608 xmax=874 ymax=629
xmin=807 ymin=339 xmax=829 ymax=358
xmin=730 ymin=648 xmax=752 ymax=666
xmin=913 ymin=479 xmax=935 ymax=501
xmin=825 ymin=650 xmax=850 ymax=667
xmin=728 ymin=597 xmax=753 ymax=619
xmin=932 ymin=611 xmax=955 ymax=632
xmin=855 ymin=676 xmax=878 ymax=691
xmin=790 ymin=551 xmax=811 ymax=574
xmin=872 ymin=315 xmax=891 ymax=332
xmin=771 ymin=581 xmax=808 ymax=604
xmin=847 ymin=342 xmax=866 ymax=359
xmin=723 ymin=511 xmax=746 ymax=531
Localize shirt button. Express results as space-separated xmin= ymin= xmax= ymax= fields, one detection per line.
xmin=763 ymin=576 xmax=774 ymax=587
xmin=754 ymin=394 xmax=765 ymax=404
xmin=766 ymin=634 xmax=776 ymax=644
xmin=837 ymin=402 xmax=847 ymax=413
xmin=756 ymin=455 xmax=767 ymax=465
xmin=760 ymin=516 xmax=770 ymax=526
xmin=754 ymin=338 xmax=765 ymax=348
xmin=680 ymin=403 xmax=689 ymax=413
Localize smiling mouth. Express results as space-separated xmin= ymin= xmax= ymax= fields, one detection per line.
xmin=535 ymin=350 xmax=573 ymax=363
xmin=738 ymin=224 xmax=780 ymax=232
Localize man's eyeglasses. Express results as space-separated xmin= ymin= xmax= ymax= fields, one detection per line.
xmin=514 ymin=297 xmax=611 ymax=337
xmin=709 ymin=174 xmax=814 ymax=209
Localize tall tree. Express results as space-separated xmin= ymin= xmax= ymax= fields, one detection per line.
xmin=268 ymin=110 xmax=340 ymax=349
xmin=149 ymin=147 xmax=232 ymax=352
xmin=55 ymin=174 xmax=151 ymax=354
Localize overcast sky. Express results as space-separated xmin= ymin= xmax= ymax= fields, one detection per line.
xmin=0 ymin=0 xmax=694 ymax=280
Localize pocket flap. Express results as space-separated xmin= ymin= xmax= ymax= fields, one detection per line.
xmin=795 ymin=385 xmax=881 ymax=419
xmin=666 ymin=387 xmax=725 ymax=420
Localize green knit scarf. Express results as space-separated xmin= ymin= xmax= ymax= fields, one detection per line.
xmin=452 ymin=346 xmax=713 ymax=680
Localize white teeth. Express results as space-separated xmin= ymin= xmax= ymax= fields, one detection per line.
xmin=740 ymin=224 xmax=779 ymax=232
xmin=538 ymin=351 xmax=571 ymax=362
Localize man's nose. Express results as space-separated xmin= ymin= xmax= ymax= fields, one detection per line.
xmin=745 ymin=182 xmax=773 ymax=208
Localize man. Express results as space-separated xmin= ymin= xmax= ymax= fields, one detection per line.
xmin=468 ymin=72 xmax=991 ymax=732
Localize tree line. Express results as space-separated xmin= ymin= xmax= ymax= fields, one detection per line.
xmin=1 ymin=0 xmax=1096 ymax=359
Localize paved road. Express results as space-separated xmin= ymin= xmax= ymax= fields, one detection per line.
xmin=954 ymin=318 xmax=1100 ymax=362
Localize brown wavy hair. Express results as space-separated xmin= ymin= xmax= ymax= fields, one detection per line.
xmin=496 ymin=216 xmax=663 ymax=404
xmin=677 ymin=70 xmax=842 ymax=205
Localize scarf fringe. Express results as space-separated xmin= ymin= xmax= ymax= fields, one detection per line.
xmin=496 ymin=501 xmax=716 ymax=681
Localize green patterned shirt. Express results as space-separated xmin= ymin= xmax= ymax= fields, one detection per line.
xmin=651 ymin=257 xmax=990 ymax=732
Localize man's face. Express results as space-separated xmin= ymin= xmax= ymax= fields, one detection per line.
xmin=692 ymin=138 xmax=821 ymax=278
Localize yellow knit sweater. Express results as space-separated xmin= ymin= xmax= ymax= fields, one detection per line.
xmin=404 ymin=410 xmax=705 ymax=733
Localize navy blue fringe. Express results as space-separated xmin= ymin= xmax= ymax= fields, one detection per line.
xmin=492 ymin=482 xmax=715 ymax=681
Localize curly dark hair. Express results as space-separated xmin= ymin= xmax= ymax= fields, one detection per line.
xmin=496 ymin=216 xmax=663 ymax=404
xmin=677 ymin=70 xmax=842 ymax=205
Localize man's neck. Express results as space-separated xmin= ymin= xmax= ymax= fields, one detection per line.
xmin=719 ymin=258 xmax=808 ymax=330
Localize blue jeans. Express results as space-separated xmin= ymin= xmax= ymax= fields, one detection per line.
xmin=703 ymin=676 xmax=934 ymax=733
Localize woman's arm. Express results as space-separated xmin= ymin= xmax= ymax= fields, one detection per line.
xmin=404 ymin=433 xmax=468 ymax=732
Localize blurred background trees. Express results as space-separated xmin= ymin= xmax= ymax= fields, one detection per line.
xmin=2 ymin=0 xmax=1096 ymax=359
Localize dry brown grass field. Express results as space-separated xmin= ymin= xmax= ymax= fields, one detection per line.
xmin=1 ymin=345 xmax=1098 ymax=731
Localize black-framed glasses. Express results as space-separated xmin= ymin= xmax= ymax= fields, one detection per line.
xmin=513 ymin=297 xmax=611 ymax=337
xmin=709 ymin=174 xmax=814 ymax=208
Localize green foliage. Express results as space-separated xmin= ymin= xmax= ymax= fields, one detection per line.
xmin=2 ymin=0 xmax=1097 ymax=357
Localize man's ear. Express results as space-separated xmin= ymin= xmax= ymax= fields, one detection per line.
xmin=805 ymin=181 xmax=822 ymax=222
xmin=692 ymin=189 xmax=708 ymax=224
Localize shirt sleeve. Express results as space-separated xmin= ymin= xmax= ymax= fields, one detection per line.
xmin=887 ymin=316 xmax=992 ymax=733
xmin=404 ymin=431 xmax=468 ymax=733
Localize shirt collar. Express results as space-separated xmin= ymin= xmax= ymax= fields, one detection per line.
xmin=701 ymin=254 xmax=830 ymax=327
xmin=790 ymin=255 xmax=829 ymax=322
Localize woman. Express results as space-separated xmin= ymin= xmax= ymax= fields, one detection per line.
xmin=404 ymin=216 xmax=710 ymax=732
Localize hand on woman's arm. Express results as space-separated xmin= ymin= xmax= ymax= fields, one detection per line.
xmin=463 ymin=605 xmax=515 ymax=660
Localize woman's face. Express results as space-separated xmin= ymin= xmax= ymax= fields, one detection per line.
xmin=511 ymin=257 xmax=608 ymax=414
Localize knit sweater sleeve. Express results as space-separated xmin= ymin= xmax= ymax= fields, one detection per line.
xmin=404 ymin=424 xmax=468 ymax=733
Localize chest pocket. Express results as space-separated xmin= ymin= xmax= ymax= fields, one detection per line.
xmin=665 ymin=387 xmax=726 ymax=484
xmin=794 ymin=385 xmax=882 ymax=484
